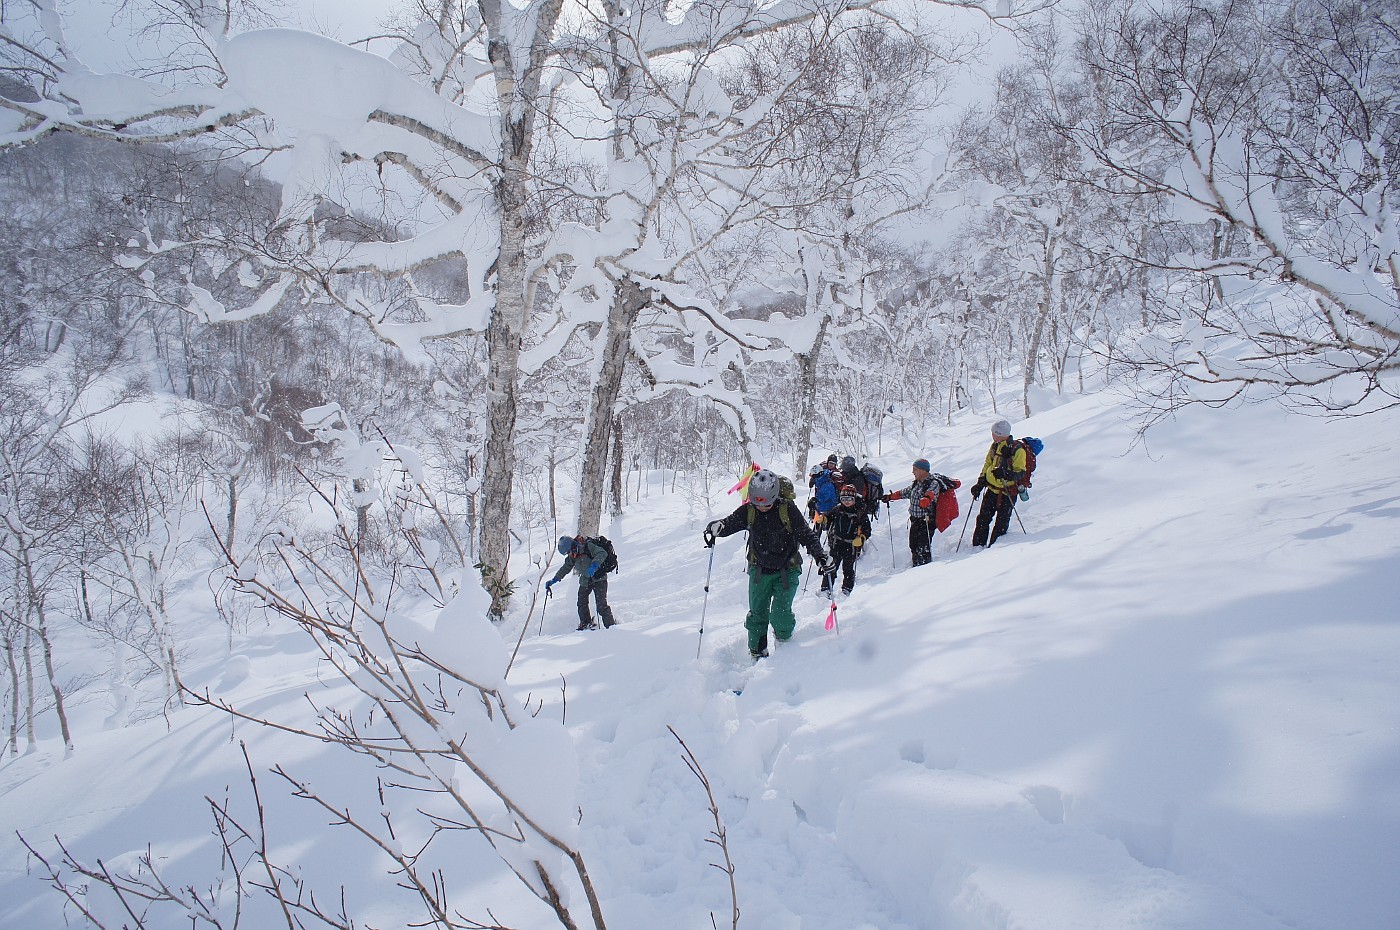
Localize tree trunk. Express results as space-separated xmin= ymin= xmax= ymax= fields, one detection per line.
xmin=576 ymin=278 xmax=647 ymax=537
xmin=475 ymin=0 xmax=566 ymax=620
xmin=35 ymin=611 xmax=73 ymax=752
xmin=609 ymin=413 xmax=624 ymax=517
xmin=791 ymin=314 xmax=830 ymax=481
xmin=1022 ymin=227 xmax=1060 ymax=420
xmin=225 ymin=473 xmax=239 ymax=557
xmin=352 ymin=477 xmax=371 ymax=548
xmin=478 ymin=168 xmax=531 ymax=620
xmin=463 ymin=449 xmax=478 ymax=562
xmin=22 ymin=625 xmax=34 ymax=752
xmin=547 ymin=449 xmax=558 ymax=541
xmin=21 ymin=550 xmax=71 ymax=750
xmin=4 ymin=637 xmax=19 ymax=756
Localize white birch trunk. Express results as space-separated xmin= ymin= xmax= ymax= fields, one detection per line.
xmin=576 ymin=279 xmax=647 ymax=537
xmin=1022 ymin=226 xmax=1060 ymax=420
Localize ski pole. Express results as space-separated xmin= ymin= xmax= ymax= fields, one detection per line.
xmin=1013 ymin=495 xmax=1027 ymax=534
xmin=955 ymin=499 xmax=975 ymax=552
xmin=696 ymin=544 xmax=716 ymax=659
xmin=824 ymin=568 xmax=840 ymax=636
xmin=537 ymin=587 xmax=551 ymax=636
xmin=825 ymin=598 xmax=840 ymax=635
xmin=886 ymin=500 xmax=895 ymax=569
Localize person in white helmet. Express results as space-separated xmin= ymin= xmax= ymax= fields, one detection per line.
xmin=970 ymin=419 xmax=1027 ymax=548
xmin=703 ymin=469 xmax=834 ymax=658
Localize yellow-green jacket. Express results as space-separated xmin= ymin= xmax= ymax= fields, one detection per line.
xmin=979 ymin=439 xmax=1028 ymax=494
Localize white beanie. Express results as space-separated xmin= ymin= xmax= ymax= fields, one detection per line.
xmin=991 ymin=419 xmax=1012 ymax=438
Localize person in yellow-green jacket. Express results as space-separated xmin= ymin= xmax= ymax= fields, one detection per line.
xmin=970 ymin=419 xmax=1027 ymax=548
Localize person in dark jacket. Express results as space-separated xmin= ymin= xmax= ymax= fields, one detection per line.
xmin=970 ymin=419 xmax=1027 ymax=548
xmin=820 ymin=485 xmax=872 ymax=597
xmin=703 ymin=469 xmax=834 ymax=658
xmin=883 ymin=457 xmax=942 ymax=566
xmin=546 ymin=535 xmax=616 ymax=630
xmin=837 ymin=455 xmax=868 ymax=500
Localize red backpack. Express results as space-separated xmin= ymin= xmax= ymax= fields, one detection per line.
xmin=931 ymin=474 xmax=961 ymax=532
xmin=998 ymin=438 xmax=1041 ymax=489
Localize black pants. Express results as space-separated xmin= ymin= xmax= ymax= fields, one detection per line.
xmin=908 ymin=515 xmax=934 ymax=566
xmin=972 ymin=490 xmax=1015 ymax=547
xmin=820 ymin=538 xmax=859 ymax=593
xmin=577 ymin=575 xmax=616 ymax=628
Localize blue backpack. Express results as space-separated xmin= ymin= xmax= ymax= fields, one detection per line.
xmin=812 ymin=468 xmax=840 ymax=514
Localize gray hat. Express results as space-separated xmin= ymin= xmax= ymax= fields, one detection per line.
xmin=991 ymin=419 xmax=1012 ymax=438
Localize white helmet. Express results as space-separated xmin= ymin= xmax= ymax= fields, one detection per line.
xmin=748 ymin=469 xmax=781 ymax=507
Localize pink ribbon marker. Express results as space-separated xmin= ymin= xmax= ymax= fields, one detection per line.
xmin=825 ymin=603 xmax=838 ymax=632
xmin=728 ymin=462 xmax=760 ymax=495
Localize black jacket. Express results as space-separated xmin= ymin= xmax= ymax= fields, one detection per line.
xmin=824 ymin=501 xmax=872 ymax=543
xmin=714 ymin=499 xmax=826 ymax=573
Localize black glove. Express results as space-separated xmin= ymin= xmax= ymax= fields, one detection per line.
xmin=819 ymin=555 xmax=837 ymax=576
xmin=702 ymin=528 xmax=716 ymax=548
xmin=971 ymin=481 xmax=985 ymax=500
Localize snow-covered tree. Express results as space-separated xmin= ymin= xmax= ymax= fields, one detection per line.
xmin=1072 ymin=0 xmax=1400 ymax=414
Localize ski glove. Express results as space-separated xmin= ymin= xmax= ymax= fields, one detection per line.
xmin=586 ymin=563 xmax=598 ymax=578
xmin=971 ymin=481 xmax=985 ymax=500
xmin=819 ymin=556 xmax=837 ymax=576
xmin=918 ymin=493 xmax=936 ymax=510
xmin=545 ymin=579 xmax=556 ymax=591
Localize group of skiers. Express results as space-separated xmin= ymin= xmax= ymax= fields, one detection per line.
xmin=547 ymin=419 xmax=1039 ymax=657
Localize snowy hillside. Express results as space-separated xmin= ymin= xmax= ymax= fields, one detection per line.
xmin=2 ymin=387 xmax=1398 ymax=930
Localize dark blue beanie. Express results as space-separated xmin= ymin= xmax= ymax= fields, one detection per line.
xmin=914 ymin=458 xmax=931 ymax=472
xmin=557 ymin=535 xmax=576 ymax=555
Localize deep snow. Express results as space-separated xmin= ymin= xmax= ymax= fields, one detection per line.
xmin=2 ymin=386 xmax=1398 ymax=930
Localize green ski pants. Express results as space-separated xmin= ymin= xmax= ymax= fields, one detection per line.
xmin=746 ymin=564 xmax=801 ymax=653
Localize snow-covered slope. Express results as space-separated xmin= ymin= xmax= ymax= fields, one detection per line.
xmin=3 ymin=387 xmax=1398 ymax=930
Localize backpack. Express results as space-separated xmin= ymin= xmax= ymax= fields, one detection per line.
xmin=931 ymin=474 xmax=961 ymax=532
xmin=812 ymin=469 xmax=839 ymax=514
xmin=588 ymin=535 xmax=619 ymax=574
xmin=859 ymin=463 xmax=884 ymax=518
xmin=997 ymin=438 xmax=1041 ymax=489
xmin=1018 ymin=438 xmax=1042 ymax=488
